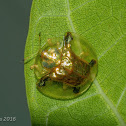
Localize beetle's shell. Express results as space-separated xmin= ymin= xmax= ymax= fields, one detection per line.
xmin=35 ymin=32 xmax=98 ymax=100
xmin=49 ymin=48 xmax=90 ymax=87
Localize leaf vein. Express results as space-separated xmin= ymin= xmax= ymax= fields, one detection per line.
xmin=66 ymin=93 xmax=98 ymax=107
xmin=83 ymin=16 xmax=112 ymax=34
xmin=67 ymin=108 xmax=82 ymax=124
xmin=71 ymin=0 xmax=96 ymax=13
xmin=98 ymin=34 xmax=126 ymax=60
xmin=94 ymin=79 xmax=126 ymax=126
xmin=116 ymin=87 xmax=126 ymax=108
xmin=46 ymin=93 xmax=98 ymax=126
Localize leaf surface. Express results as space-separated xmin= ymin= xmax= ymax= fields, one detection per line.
xmin=24 ymin=0 xmax=126 ymax=125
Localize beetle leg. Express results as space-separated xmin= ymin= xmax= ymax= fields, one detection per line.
xmin=47 ymin=38 xmax=53 ymax=46
xmin=89 ymin=59 xmax=96 ymax=67
xmin=73 ymin=87 xmax=80 ymax=93
xmin=37 ymin=76 xmax=50 ymax=87
xmin=30 ymin=64 xmax=46 ymax=74
xmin=38 ymin=78 xmax=45 ymax=87
xmin=79 ymin=51 xmax=89 ymax=57
xmin=30 ymin=64 xmax=38 ymax=70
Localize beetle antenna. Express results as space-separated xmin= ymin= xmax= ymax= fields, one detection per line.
xmin=23 ymin=32 xmax=43 ymax=64
xmin=39 ymin=32 xmax=41 ymax=48
xmin=23 ymin=52 xmax=38 ymax=64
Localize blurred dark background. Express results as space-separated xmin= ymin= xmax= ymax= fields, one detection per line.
xmin=0 ymin=0 xmax=32 ymax=126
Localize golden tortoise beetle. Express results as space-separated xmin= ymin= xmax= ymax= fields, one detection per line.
xmin=28 ymin=32 xmax=98 ymax=99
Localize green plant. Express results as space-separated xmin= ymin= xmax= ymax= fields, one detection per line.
xmin=24 ymin=0 xmax=126 ymax=125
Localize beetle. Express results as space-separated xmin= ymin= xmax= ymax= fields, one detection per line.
xmin=24 ymin=32 xmax=98 ymax=99
xmin=24 ymin=32 xmax=97 ymax=93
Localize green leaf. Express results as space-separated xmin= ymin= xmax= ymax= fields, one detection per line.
xmin=24 ymin=0 xmax=126 ymax=125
